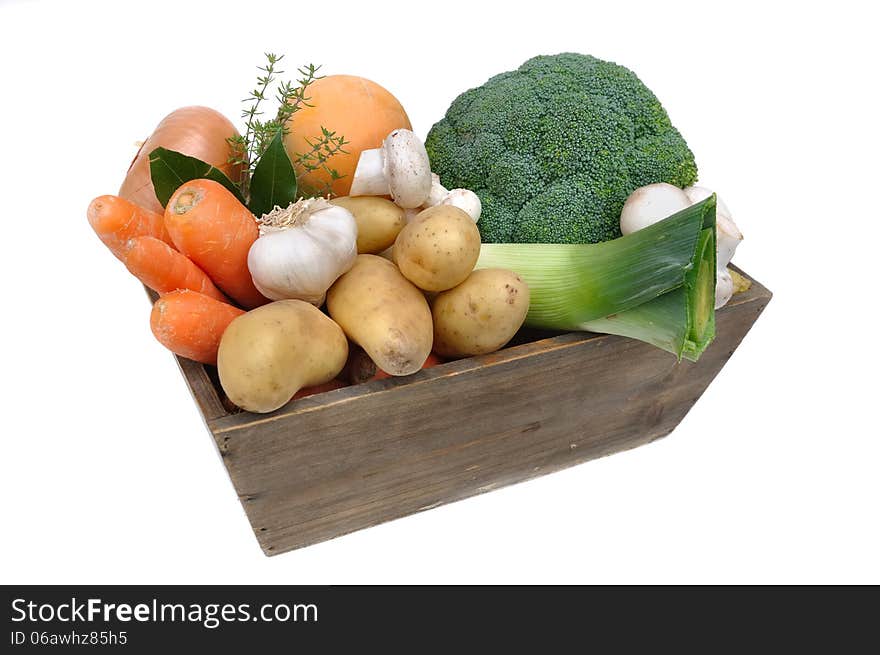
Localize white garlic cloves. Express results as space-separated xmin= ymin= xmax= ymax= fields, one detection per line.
xmin=247 ymin=198 xmax=358 ymax=305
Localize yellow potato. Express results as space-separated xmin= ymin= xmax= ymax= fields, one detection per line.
xmin=327 ymin=255 xmax=433 ymax=375
xmin=217 ymin=300 xmax=348 ymax=413
xmin=431 ymin=268 xmax=530 ymax=357
xmin=392 ymin=205 xmax=481 ymax=292
xmin=330 ymin=196 xmax=406 ymax=254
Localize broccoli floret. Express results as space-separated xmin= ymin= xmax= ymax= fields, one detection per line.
xmin=425 ymin=53 xmax=698 ymax=244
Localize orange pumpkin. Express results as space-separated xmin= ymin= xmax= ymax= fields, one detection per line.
xmin=284 ymin=75 xmax=412 ymax=197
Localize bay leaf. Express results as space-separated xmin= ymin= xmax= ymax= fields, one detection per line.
xmin=248 ymin=131 xmax=298 ymax=217
xmin=149 ymin=147 xmax=246 ymax=208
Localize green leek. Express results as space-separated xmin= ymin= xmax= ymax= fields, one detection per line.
xmin=475 ymin=196 xmax=717 ymax=360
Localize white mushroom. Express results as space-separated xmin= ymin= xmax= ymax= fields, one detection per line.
xmin=349 ymin=129 xmax=432 ymax=208
xmin=715 ymin=212 xmax=743 ymax=270
xmin=619 ymin=183 xmax=691 ymax=235
xmin=424 ymin=173 xmax=449 ymax=207
xmin=620 ymin=182 xmax=745 ymax=308
xmin=683 ymin=185 xmax=732 ymax=218
xmin=439 ymin=189 xmax=482 ymax=222
xmin=715 ymin=267 xmax=734 ymax=309
xmin=419 ymin=174 xmax=482 ymax=222
xmin=684 ymin=186 xmax=742 ymax=269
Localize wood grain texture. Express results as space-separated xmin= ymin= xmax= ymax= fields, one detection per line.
xmin=173 ymin=272 xmax=771 ymax=555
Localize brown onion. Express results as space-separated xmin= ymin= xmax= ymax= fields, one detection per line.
xmin=118 ymin=106 xmax=242 ymax=213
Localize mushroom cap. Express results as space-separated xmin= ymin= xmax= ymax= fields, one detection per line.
xmin=716 ymin=212 xmax=743 ymax=269
xmin=382 ymin=129 xmax=432 ymax=208
xmin=683 ymin=186 xmax=742 ymax=268
xmin=349 ymin=148 xmax=390 ymax=197
xmin=620 ymin=183 xmax=691 ymax=235
xmin=684 ymin=185 xmax=732 ymax=219
xmin=441 ymin=188 xmax=482 ymax=222
xmin=715 ymin=267 xmax=734 ymax=309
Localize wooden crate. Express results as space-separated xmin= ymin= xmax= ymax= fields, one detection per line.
xmin=167 ymin=269 xmax=771 ymax=556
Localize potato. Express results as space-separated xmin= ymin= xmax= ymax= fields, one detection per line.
xmin=217 ymin=300 xmax=348 ymax=413
xmin=431 ymin=268 xmax=530 ymax=357
xmin=392 ymin=205 xmax=481 ymax=292
xmin=327 ymin=255 xmax=432 ymax=375
xmin=330 ymin=196 xmax=406 ymax=254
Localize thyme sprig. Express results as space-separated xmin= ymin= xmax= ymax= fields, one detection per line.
xmin=228 ymin=54 xmax=348 ymax=198
xmin=293 ymin=127 xmax=349 ymax=197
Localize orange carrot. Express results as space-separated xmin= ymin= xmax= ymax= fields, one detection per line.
xmin=291 ymin=379 xmax=348 ymax=400
xmin=87 ymin=195 xmax=173 ymax=260
xmin=164 ymin=179 xmax=266 ymax=309
xmin=123 ymin=236 xmax=227 ymax=301
xmin=150 ymin=290 xmax=244 ymax=365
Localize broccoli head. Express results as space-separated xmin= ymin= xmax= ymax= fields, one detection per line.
xmin=425 ymin=53 xmax=698 ymax=244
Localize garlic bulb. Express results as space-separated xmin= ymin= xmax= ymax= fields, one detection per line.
xmin=247 ymin=198 xmax=358 ymax=305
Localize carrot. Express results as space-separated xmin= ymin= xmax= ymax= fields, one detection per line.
xmin=87 ymin=195 xmax=173 ymax=260
xmin=123 ymin=236 xmax=227 ymax=302
xmin=291 ymin=379 xmax=348 ymax=400
xmin=164 ymin=179 xmax=267 ymax=309
xmin=150 ymin=290 xmax=244 ymax=365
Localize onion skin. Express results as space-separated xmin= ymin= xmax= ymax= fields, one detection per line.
xmin=119 ymin=106 xmax=242 ymax=214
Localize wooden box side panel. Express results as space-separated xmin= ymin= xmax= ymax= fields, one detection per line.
xmin=208 ymin=277 xmax=771 ymax=555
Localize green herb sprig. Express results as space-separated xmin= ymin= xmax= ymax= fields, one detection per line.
xmin=227 ymin=54 xmax=348 ymax=198
xmin=149 ymin=52 xmax=346 ymax=217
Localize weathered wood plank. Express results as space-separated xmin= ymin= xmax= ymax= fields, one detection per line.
xmin=196 ymin=272 xmax=770 ymax=555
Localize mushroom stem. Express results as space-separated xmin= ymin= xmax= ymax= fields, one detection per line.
xmin=424 ymin=173 xmax=449 ymax=207
xmin=421 ymin=175 xmax=482 ymax=222
xmin=349 ymin=149 xmax=389 ymax=196
xmin=440 ymin=189 xmax=482 ymax=222
xmin=349 ymin=129 xmax=432 ymax=208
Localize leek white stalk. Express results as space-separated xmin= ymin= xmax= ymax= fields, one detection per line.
xmin=247 ymin=198 xmax=357 ymax=305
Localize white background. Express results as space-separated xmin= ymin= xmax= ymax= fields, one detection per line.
xmin=1 ymin=0 xmax=877 ymax=584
